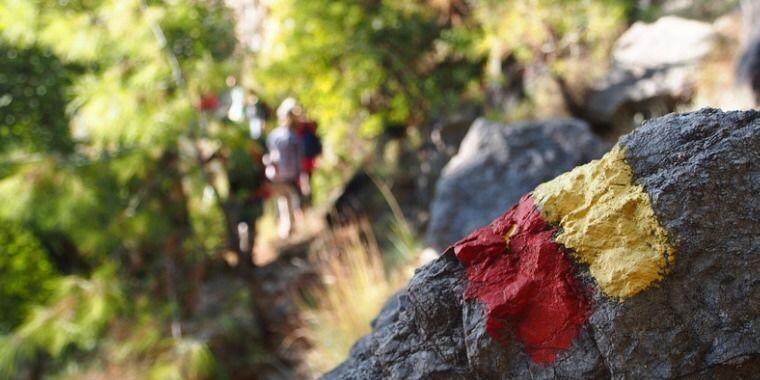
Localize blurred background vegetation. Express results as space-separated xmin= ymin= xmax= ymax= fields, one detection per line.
xmin=0 ymin=0 xmax=752 ymax=378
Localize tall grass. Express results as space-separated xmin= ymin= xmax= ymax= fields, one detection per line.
xmin=298 ymin=219 xmax=416 ymax=375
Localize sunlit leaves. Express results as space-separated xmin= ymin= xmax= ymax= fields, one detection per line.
xmin=70 ymin=66 xmax=189 ymax=149
xmin=0 ymin=0 xmax=38 ymax=46
xmin=39 ymin=12 xmax=102 ymax=61
xmin=470 ymin=0 xmax=628 ymax=77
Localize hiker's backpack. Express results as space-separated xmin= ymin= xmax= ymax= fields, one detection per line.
xmin=301 ymin=123 xmax=322 ymax=158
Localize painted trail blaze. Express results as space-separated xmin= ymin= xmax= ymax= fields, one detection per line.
xmin=453 ymin=194 xmax=591 ymax=365
xmin=452 ymin=145 xmax=675 ymax=364
xmin=532 ymin=145 xmax=674 ymax=298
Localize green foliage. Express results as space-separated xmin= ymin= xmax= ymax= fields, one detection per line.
xmin=0 ymin=267 xmax=121 ymax=378
xmin=466 ymin=0 xmax=629 ymax=90
xmin=94 ymin=312 xmax=220 ymax=380
xmin=0 ymin=42 xmax=73 ymax=154
xmin=0 ymin=221 xmax=56 ymax=331
xmin=257 ymin=0 xmax=482 ymax=159
xmin=160 ymin=0 xmax=237 ymax=61
xmin=145 ymin=339 xmax=217 ymax=380
xmin=0 ymin=0 xmax=238 ymax=376
xmin=0 ymin=0 xmax=239 ymax=258
xmin=0 ymin=267 xmax=218 ymax=379
xmin=1 ymin=161 xmax=118 ymax=258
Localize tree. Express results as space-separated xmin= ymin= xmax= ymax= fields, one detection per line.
xmin=0 ymin=0 xmax=250 ymax=376
xmin=0 ymin=42 xmax=73 ymax=156
xmin=256 ymin=0 xmax=483 ymax=159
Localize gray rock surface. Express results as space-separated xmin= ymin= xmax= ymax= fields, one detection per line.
xmin=425 ymin=117 xmax=607 ymax=251
xmin=325 ymin=109 xmax=760 ymax=379
xmin=613 ymin=108 xmax=760 ymax=378
xmin=326 ymin=255 xmax=469 ymax=379
xmin=587 ymin=17 xmax=717 ymax=131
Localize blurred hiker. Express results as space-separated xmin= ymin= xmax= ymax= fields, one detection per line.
xmin=197 ymin=92 xmax=219 ymax=113
xmin=264 ymin=97 xmax=304 ymax=238
xmin=294 ymin=114 xmax=321 ymax=202
xmin=196 ymin=90 xmax=219 ymax=132
xmin=226 ymin=76 xmax=246 ymax=123
xmin=221 ymin=122 xmax=268 ymax=270
xmin=244 ymin=90 xmax=270 ymax=140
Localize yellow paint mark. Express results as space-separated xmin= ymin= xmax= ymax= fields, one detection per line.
xmin=504 ymin=224 xmax=518 ymax=245
xmin=532 ymin=145 xmax=674 ymax=298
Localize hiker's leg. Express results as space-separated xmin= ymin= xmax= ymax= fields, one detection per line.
xmin=276 ymin=193 xmax=291 ymax=238
xmin=289 ymin=181 xmax=303 ymax=227
xmin=299 ymin=171 xmax=311 ymax=198
xmin=237 ymin=222 xmax=250 ymax=255
xmin=223 ymin=201 xmax=242 ymax=256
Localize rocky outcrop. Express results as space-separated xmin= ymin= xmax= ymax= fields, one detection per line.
xmin=425 ymin=118 xmax=607 ymax=251
xmin=583 ymin=17 xmax=717 ymax=133
xmin=326 ymin=108 xmax=760 ymax=379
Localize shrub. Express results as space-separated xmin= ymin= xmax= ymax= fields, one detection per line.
xmin=0 ymin=220 xmax=56 ymax=331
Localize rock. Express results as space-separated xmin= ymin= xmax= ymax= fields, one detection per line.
xmin=415 ymin=114 xmax=478 ymax=224
xmin=613 ymin=17 xmax=715 ymax=68
xmin=326 ymin=171 xmax=376 ymax=226
xmin=325 ymin=255 xmax=469 ymax=379
xmin=738 ymin=35 xmax=760 ymax=104
xmin=425 ymin=117 xmax=607 ymax=251
xmin=586 ymin=17 xmax=717 ymax=132
xmin=326 ymin=109 xmax=760 ymax=379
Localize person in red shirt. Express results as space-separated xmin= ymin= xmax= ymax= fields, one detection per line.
xmin=293 ymin=115 xmax=321 ymax=202
xmin=197 ymin=92 xmax=219 ymax=112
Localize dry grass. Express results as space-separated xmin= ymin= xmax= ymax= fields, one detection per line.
xmin=296 ymin=219 xmax=415 ymax=376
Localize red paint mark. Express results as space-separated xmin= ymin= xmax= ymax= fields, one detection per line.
xmin=453 ymin=194 xmax=590 ymax=364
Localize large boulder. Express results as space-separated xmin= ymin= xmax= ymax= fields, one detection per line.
xmin=326 ymin=108 xmax=760 ymax=379
xmin=425 ymin=118 xmax=607 ymax=251
xmin=586 ymin=17 xmax=717 ymax=132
